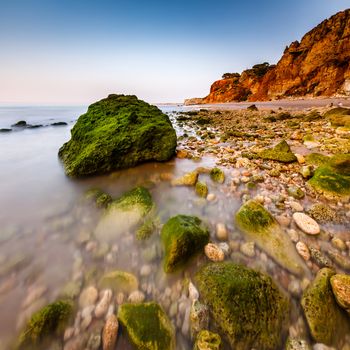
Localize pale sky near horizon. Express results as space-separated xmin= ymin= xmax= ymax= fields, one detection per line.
xmin=0 ymin=0 xmax=349 ymax=105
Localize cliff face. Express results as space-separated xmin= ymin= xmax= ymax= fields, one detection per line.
xmin=193 ymin=9 xmax=350 ymax=104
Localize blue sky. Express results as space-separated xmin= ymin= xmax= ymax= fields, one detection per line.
xmin=0 ymin=0 xmax=349 ymax=104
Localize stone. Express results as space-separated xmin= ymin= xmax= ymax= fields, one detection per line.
xmin=87 ymin=332 xmax=101 ymax=350
xmin=301 ymin=268 xmax=350 ymax=347
xmin=258 ymin=140 xmax=297 ymax=163
xmin=161 ymin=215 xmax=209 ymax=273
xmin=288 ymin=186 xmax=305 ymax=199
xmin=300 ymin=166 xmax=313 ymax=179
xmin=204 ymin=243 xmax=225 ymax=262
xmin=136 ymin=218 xmax=156 ymax=241
xmin=188 ymin=282 xmax=199 ymax=301
xmin=309 ymin=247 xmax=333 ymax=268
xmin=206 ymin=193 xmax=216 ymax=201
xmin=286 ymin=338 xmax=312 ymax=350
xmin=195 ymin=262 xmax=289 ymax=350
xmin=215 ymin=223 xmax=228 ymax=241
xmin=240 ymin=241 xmax=255 ymax=257
xmin=79 ymin=286 xmax=98 ymax=308
xmin=171 ymin=171 xmax=198 ymax=186
xmin=190 ymin=300 xmax=209 ymax=339
xmin=98 ymin=270 xmax=138 ymax=294
xmin=118 ymin=302 xmax=175 ymax=350
xmin=235 ymin=200 xmax=307 ymax=275
xmin=58 ymin=94 xmax=177 ymax=177
xmin=296 ymin=242 xmax=310 ymax=261
xmin=195 ymin=181 xmax=208 ymax=198
xmin=128 ymin=290 xmax=145 ymax=303
xmin=193 ymin=330 xmax=222 ymax=350
xmin=95 ymin=289 xmax=112 ymax=318
xmin=293 ymin=213 xmax=320 ymax=235
xmin=330 ymin=274 xmax=350 ymax=314
xmin=331 ymin=238 xmax=347 ymax=251
xmin=308 ymin=204 xmax=339 ymax=224
xmin=84 ymin=188 xmax=113 ymax=209
xmin=210 ymin=168 xmax=225 ymax=183
xmin=102 ymin=314 xmax=118 ymax=350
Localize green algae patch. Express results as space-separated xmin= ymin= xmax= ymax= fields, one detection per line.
xmin=84 ymin=188 xmax=112 ymax=208
xmin=194 ymin=330 xmax=222 ymax=350
xmin=98 ymin=270 xmax=138 ymax=293
xmin=136 ymin=217 xmax=157 ymax=240
xmin=118 ymin=302 xmax=175 ymax=350
xmin=161 ymin=215 xmax=209 ymax=273
xmin=58 ymin=94 xmax=177 ymax=177
xmin=195 ymin=181 xmax=208 ymax=198
xmin=258 ymin=140 xmax=297 ymax=163
xmin=17 ymin=300 xmax=73 ymax=349
xmin=305 ymin=153 xmax=329 ymax=167
xmin=195 ymin=262 xmax=289 ymax=350
xmin=235 ymin=200 xmax=307 ymax=276
xmin=171 ymin=171 xmax=198 ymax=186
xmin=301 ymin=268 xmax=350 ymax=347
xmin=210 ymin=168 xmax=225 ymax=183
xmin=94 ymin=186 xmax=154 ymax=242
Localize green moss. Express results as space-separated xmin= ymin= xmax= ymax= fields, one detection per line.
xmin=98 ymin=270 xmax=138 ymax=293
xmin=324 ymin=107 xmax=350 ymax=117
xmin=328 ymin=153 xmax=350 ymax=175
xmin=193 ymin=330 xmax=222 ymax=350
xmin=258 ymin=140 xmax=297 ymax=163
xmin=210 ymin=168 xmax=225 ymax=184
xmin=195 ymin=262 xmax=289 ymax=350
xmin=305 ymin=153 xmax=330 ymax=166
xmin=136 ymin=218 xmax=156 ymax=240
xmin=17 ymin=300 xmax=73 ymax=349
xmin=118 ymin=302 xmax=175 ymax=350
xmin=301 ymin=268 xmax=350 ymax=347
xmin=84 ymin=188 xmax=112 ymax=208
xmin=235 ymin=200 xmax=306 ymax=275
xmin=58 ymin=94 xmax=177 ymax=177
xmin=195 ymin=181 xmax=208 ymax=198
xmin=287 ymin=186 xmax=305 ymax=199
xmin=171 ymin=171 xmax=198 ymax=186
xmin=161 ymin=215 xmax=209 ymax=273
xmin=303 ymin=134 xmax=314 ymax=142
xmin=285 ymin=338 xmax=311 ymax=350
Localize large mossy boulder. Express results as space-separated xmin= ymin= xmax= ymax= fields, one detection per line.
xmin=58 ymin=94 xmax=177 ymax=177
xmin=161 ymin=215 xmax=209 ymax=273
xmin=195 ymin=262 xmax=289 ymax=350
xmin=17 ymin=300 xmax=73 ymax=349
xmin=235 ymin=200 xmax=307 ymax=276
xmin=118 ymin=302 xmax=175 ymax=350
xmin=301 ymin=268 xmax=350 ymax=347
xmin=258 ymin=140 xmax=297 ymax=163
xmin=94 ymin=186 xmax=154 ymax=242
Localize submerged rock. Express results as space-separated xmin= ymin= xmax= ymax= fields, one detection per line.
xmin=195 ymin=262 xmax=289 ymax=350
xmin=235 ymin=200 xmax=307 ymax=275
xmin=258 ymin=140 xmax=297 ymax=163
xmin=84 ymin=189 xmax=112 ymax=209
xmin=195 ymin=181 xmax=208 ymax=198
xmin=285 ymin=338 xmax=311 ymax=350
xmin=193 ymin=330 xmax=222 ymax=350
xmin=12 ymin=120 xmax=27 ymax=127
xmin=301 ymin=268 xmax=350 ymax=347
xmin=58 ymin=94 xmax=177 ymax=177
xmin=210 ymin=168 xmax=225 ymax=183
xmin=94 ymin=186 xmax=154 ymax=242
xmin=98 ymin=270 xmax=138 ymax=294
xmin=118 ymin=302 xmax=175 ymax=350
xmin=171 ymin=171 xmax=198 ymax=186
xmin=161 ymin=215 xmax=209 ymax=273
xmin=102 ymin=314 xmax=119 ymax=350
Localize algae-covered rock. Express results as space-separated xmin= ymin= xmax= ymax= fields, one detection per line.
xmin=118 ymin=302 xmax=175 ymax=350
xmin=99 ymin=270 xmax=138 ymax=294
xmin=305 ymin=153 xmax=329 ymax=167
xmin=301 ymin=268 xmax=350 ymax=347
xmin=330 ymin=274 xmax=350 ymax=314
xmin=58 ymin=94 xmax=177 ymax=177
xmin=95 ymin=186 xmax=154 ymax=241
xmin=84 ymin=188 xmax=112 ymax=208
xmin=285 ymin=338 xmax=311 ymax=350
xmin=258 ymin=140 xmax=297 ymax=163
xmin=210 ymin=168 xmax=225 ymax=183
xmin=324 ymin=107 xmax=350 ymax=128
xmin=171 ymin=171 xmax=198 ymax=186
xmin=17 ymin=300 xmax=73 ymax=349
xmin=195 ymin=181 xmax=208 ymax=198
xmin=193 ymin=330 xmax=222 ymax=350
xmin=136 ymin=218 xmax=156 ymax=240
xmin=190 ymin=300 xmax=209 ymax=339
xmin=307 ymin=203 xmax=340 ymax=224
xmin=195 ymin=262 xmax=289 ymax=350
xmin=161 ymin=215 xmax=209 ymax=273
xmin=235 ymin=200 xmax=307 ymax=275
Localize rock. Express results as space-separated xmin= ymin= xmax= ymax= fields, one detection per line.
xmin=84 ymin=188 xmax=112 ymax=209
xmin=0 ymin=128 xmax=12 ymax=132
xmin=215 ymin=223 xmax=228 ymax=241
xmin=81 ymin=305 xmax=94 ymax=329
xmin=240 ymin=241 xmax=255 ymax=257
xmin=136 ymin=218 xmax=156 ymax=241
xmin=176 ymin=149 xmax=188 ymax=159
xmin=290 ymin=201 xmax=304 ymax=212
xmin=206 ymin=193 xmax=216 ymax=201
xmin=118 ymin=302 xmax=175 ymax=350
xmin=309 ymin=247 xmax=333 ymax=268
xmin=308 ymin=204 xmax=339 ymax=224
xmin=12 ymin=120 xmax=27 ymax=127
xmin=188 ymin=282 xmax=199 ymax=301
xmin=331 ymin=238 xmax=347 ymax=251
xmin=190 ymin=300 xmax=209 ymax=339
xmin=288 ymin=186 xmax=305 ymax=199
xmin=16 ymin=300 xmax=73 ymax=349
xmin=258 ymin=140 xmax=297 ymax=163
xmin=58 ymin=94 xmax=177 ymax=177
xmin=21 ymin=285 xmax=47 ymax=309
xmin=195 ymin=181 xmax=208 ymax=198
xmin=328 ymin=251 xmax=350 ymax=270
xmin=301 ymin=268 xmax=350 ymax=347
xmin=87 ymin=331 xmax=102 ymax=350
xmin=235 ymin=200 xmax=307 ymax=275
xmin=330 ymin=274 xmax=350 ymax=314
xmin=161 ymin=215 xmax=209 ymax=273
xmin=79 ymin=286 xmax=98 ymax=308
xmin=300 ymin=166 xmax=313 ymax=179
xmin=247 ymin=104 xmax=258 ymax=111
xmin=95 ymin=289 xmax=112 ymax=318
xmin=193 ymin=330 xmax=222 ymax=350
xmin=99 ymin=270 xmax=138 ymax=294
xmin=292 ymin=213 xmax=320 ymax=235
xmin=171 ymin=171 xmax=198 ymax=186
xmin=210 ymin=168 xmax=225 ymax=183
xmin=296 ymin=242 xmax=310 ymax=261
xmin=140 ymin=265 xmax=152 ymax=277
xmin=195 ymin=262 xmax=289 ymax=349
xmin=128 ymin=290 xmax=145 ymax=303
xmin=204 ymin=243 xmax=225 ymax=262
xmin=51 ymin=121 xmax=68 ymax=126
xmin=102 ymin=314 xmax=119 ymax=350
xmin=94 ymin=186 xmax=154 ymax=242
xmin=286 ymin=338 xmax=312 ymax=350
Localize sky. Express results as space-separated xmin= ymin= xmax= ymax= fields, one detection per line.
xmin=0 ymin=0 xmax=349 ymax=105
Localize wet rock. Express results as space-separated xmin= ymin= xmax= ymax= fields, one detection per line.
xmin=292 ymin=213 xmax=320 ymax=235
xmin=331 ymin=237 xmax=347 ymax=251
xmin=300 ymin=165 xmax=313 ymax=179
xmin=309 ymin=247 xmax=332 ymax=268
xmin=204 ymin=243 xmax=225 ymax=262
xmin=188 ymin=281 xmax=199 ymax=301
xmin=193 ymin=330 xmax=222 ymax=350
xmin=12 ymin=120 xmax=27 ymax=127
xmin=307 ymin=203 xmax=339 ymax=224
xmin=195 ymin=181 xmax=208 ymax=198
xmin=51 ymin=121 xmax=68 ymax=126
xmin=98 ymin=270 xmax=138 ymax=294
xmin=206 ymin=193 xmax=216 ymax=201
xmin=128 ymin=290 xmax=145 ymax=303
xmin=328 ymin=251 xmax=350 ymax=270
xmin=330 ymin=274 xmax=350 ymax=314
xmin=140 ymin=265 xmax=152 ymax=277
xmin=118 ymin=302 xmax=175 ymax=350
xmin=210 ymin=168 xmax=225 ymax=183
xmin=87 ymin=331 xmax=101 ymax=350
xmin=81 ymin=305 xmax=94 ymax=330
xmin=190 ymin=300 xmax=209 ymax=339
xmin=0 ymin=128 xmax=12 ymax=132
xmin=195 ymin=262 xmax=289 ymax=350
xmin=240 ymin=241 xmax=255 ymax=257
xmin=288 ymin=186 xmax=305 ymax=199
xmin=296 ymin=242 xmax=310 ymax=261
xmin=95 ymin=289 xmax=113 ymax=318
xmin=258 ymin=140 xmax=297 ymax=163
xmin=171 ymin=171 xmax=198 ymax=186
xmin=286 ymin=338 xmax=312 ymax=350
xmin=79 ymin=286 xmax=98 ymax=308
xmin=136 ymin=218 xmax=156 ymax=241
xmin=215 ymin=223 xmax=228 ymax=241
xmin=290 ymin=201 xmax=304 ymax=212
xmin=161 ymin=215 xmax=209 ymax=273
xmin=102 ymin=314 xmax=119 ymax=350
xmin=84 ymin=188 xmax=112 ymax=209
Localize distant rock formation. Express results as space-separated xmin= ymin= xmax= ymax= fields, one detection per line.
xmin=186 ymin=9 xmax=350 ymax=105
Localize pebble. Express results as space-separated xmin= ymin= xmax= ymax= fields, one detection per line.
xmin=296 ymin=242 xmax=310 ymax=261
xmin=216 ymin=223 xmax=228 ymax=241
xmin=188 ymin=281 xmax=199 ymax=301
xmin=276 ymin=215 xmax=291 ymax=227
xmin=206 ymin=193 xmax=216 ymax=201
xmin=290 ymin=201 xmax=304 ymax=212
xmin=204 ymin=243 xmax=225 ymax=262
xmin=95 ymin=289 xmax=112 ymax=318
xmin=128 ymin=290 xmax=145 ymax=303
xmin=102 ymin=314 xmax=119 ymax=350
xmin=293 ymin=213 xmax=320 ymax=235
xmin=106 ymin=304 xmax=115 ymax=319
xmin=79 ymin=286 xmax=98 ymax=308
xmin=240 ymin=242 xmax=255 ymax=257
xmin=87 ymin=332 xmax=101 ymax=350
xmin=140 ymin=265 xmax=152 ymax=277
xmin=331 ymin=237 xmax=347 ymax=251
xmin=116 ymin=292 xmax=125 ymax=305
xmin=287 ymin=229 xmax=299 ymax=243
xmin=218 ymin=242 xmax=230 ymax=256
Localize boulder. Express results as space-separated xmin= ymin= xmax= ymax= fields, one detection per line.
xmin=258 ymin=140 xmax=297 ymax=163
xmin=98 ymin=270 xmax=138 ymax=294
xmin=58 ymin=94 xmax=177 ymax=177
xmin=161 ymin=215 xmax=209 ymax=273
xmin=195 ymin=262 xmax=289 ymax=350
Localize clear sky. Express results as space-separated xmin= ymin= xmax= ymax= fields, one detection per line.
xmin=0 ymin=0 xmax=349 ymax=105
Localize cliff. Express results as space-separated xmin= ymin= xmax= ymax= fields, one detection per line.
xmin=188 ymin=9 xmax=350 ymax=104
